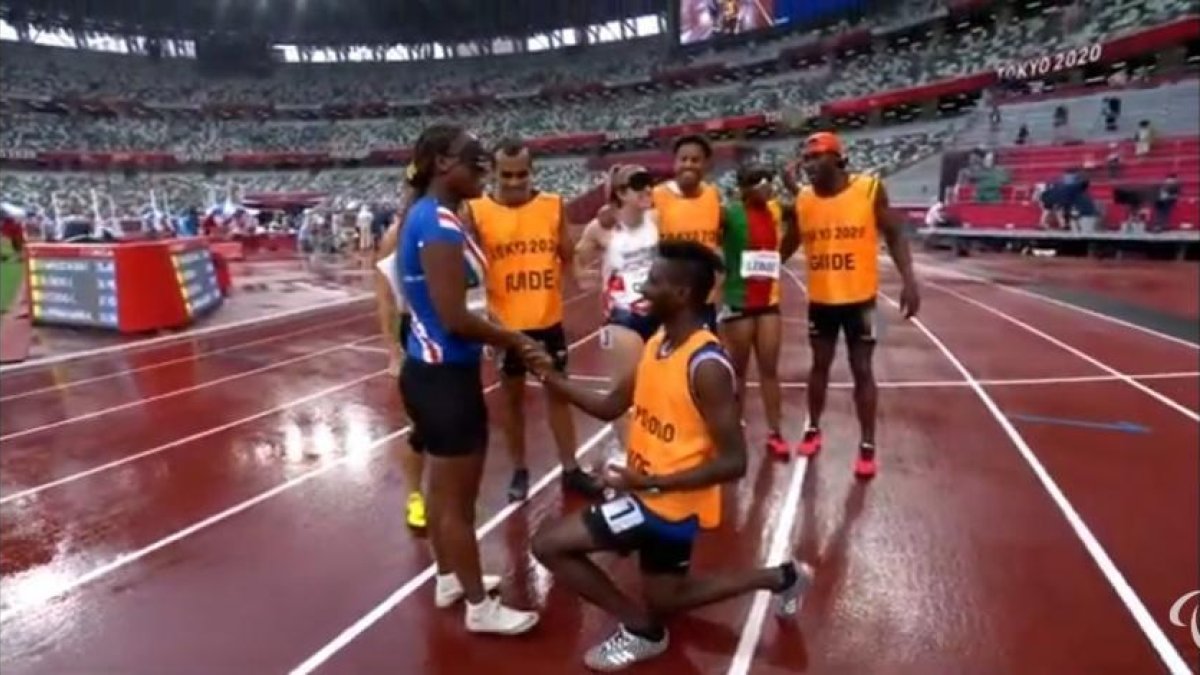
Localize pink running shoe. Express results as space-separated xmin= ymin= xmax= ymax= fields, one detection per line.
xmin=797 ymin=428 xmax=822 ymax=457
xmin=854 ymin=444 xmax=877 ymax=479
xmin=766 ymin=432 xmax=790 ymax=459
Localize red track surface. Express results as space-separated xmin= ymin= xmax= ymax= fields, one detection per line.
xmin=1 ymin=255 xmax=1197 ymax=675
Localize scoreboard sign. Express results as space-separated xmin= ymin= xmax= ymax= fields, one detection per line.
xmin=27 ymin=248 xmax=120 ymax=329
xmin=171 ymin=247 xmax=222 ymax=318
xmin=25 ymin=239 xmax=226 ymax=333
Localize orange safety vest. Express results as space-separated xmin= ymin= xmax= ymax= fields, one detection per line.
xmin=628 ymin=328 xmax=724 ymax=529
xmin=470 ymin=192 xmax=564 ymax=330
xmin=652 ymin=181 xmax=722 ymax=252
xmin=795 ymin=174 xmax=880 ymax=305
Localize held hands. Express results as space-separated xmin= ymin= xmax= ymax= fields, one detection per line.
xmin=601 ymin=463 xmax=651 ymax=492
xmin=512 ymin=335 xmax=556 ymax=378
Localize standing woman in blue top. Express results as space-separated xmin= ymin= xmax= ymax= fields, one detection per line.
xmin=398 ymin=124 xmax=540 ymax=636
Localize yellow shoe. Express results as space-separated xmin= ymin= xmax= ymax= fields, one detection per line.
xmin=406 ymin=491 xmax=427 ymax=529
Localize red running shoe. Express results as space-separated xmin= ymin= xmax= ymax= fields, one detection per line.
xmin=766 ymin=432 xmax=790 ymax=459
xmin=797 ymin=428 xmax=822 ymax=457
xmin=854 ymin=443 xmax=877 ymax=480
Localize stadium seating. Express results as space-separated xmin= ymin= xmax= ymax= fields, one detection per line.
xmin=0 ymin=0 xmax=1196 ymax=228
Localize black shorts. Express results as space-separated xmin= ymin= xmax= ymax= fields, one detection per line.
xmin=399 ymin=358 xmax=488 ymax=457
xmin=581 ymin=494 xmax=699 ymax=575
xmin=720 ymin=304 xmax=780 ymax=323
xmin=807 ymin=298 xmax=877 ymax=344
xmin=398 ymin=312 xmax=413 ymax=348
xmin=498 ymin=323 xmax=568 ymax=378
xmin=605 ymin=309 xmax=662 ymax=343
xmin=395 ymin=313 xmax=425 ymax=453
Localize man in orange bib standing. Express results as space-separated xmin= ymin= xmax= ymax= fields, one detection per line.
xmin=652 ymin=134 xmax=723 ymax=331
xmin=792 ymin=131 xmax=920 ymax=479
xmin=529 ymin=240 xmax=810 ymax=671
xmin=466 ymin=139 xmax=604 ymax=501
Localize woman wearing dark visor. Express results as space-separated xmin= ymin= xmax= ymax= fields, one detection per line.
xmin=718 ymin=164 xmax=800 ymax=458
xmin=398 ymin=124 xmax=541 ymax=635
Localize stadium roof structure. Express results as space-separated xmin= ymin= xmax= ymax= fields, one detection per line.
xmin=0 ymin=0 xmax=666 ymax=44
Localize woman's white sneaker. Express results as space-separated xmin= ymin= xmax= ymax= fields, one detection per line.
xmin=464 ymin=596 xmax=539 ymax=635
xmin=435 ymin=573 xmax=502 ymax=608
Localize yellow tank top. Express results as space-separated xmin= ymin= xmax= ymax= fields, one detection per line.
xmin=795 ymin=174 xmax=880 ymax=305
xmin=628 ymin=328 xmax=724 ymax=529
xmin=470 ymin=192 xmax=563 ymax=330
xmin=652 ymin=182 xmax=722 ymax=252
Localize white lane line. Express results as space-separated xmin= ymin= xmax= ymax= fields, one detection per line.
xmin=911 ymin=259 xmax=1199 ymax=351
xmin=0 ymin=294 xmax=373 ymax=374
xmin=725 ymin=262 xmax=812 ymax=675
xmin=848 ymin=265 xmax=1192 ymax=675
xmin=0 ymin=334 xmax=382 ymax=442
xmin=288 ymin=423 xmax=615 ymax=675
xmin=0 ymin=328 xmax=603 ymax=623
xmin=563 ymin=372 xmax=1199 ymax=390
xmin=724 ymin=449 xmax=810 ymax=675
xmin=0 ymin=369 xmax=385 ymax=505
xmin=931 ymin=281 xmax=1200 ymax=422
xmin=343 ymin=345 xmax=392 ymax=355
xmin=0 ymin=313 xmax=373 ymax=403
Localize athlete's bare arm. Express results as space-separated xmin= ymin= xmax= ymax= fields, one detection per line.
xmin=639 ymin=357 xmax=747 ymax=492
xmin=556 ymin=202 xmax=577 ymax=288
xmin=537 ymin=361 xmax=635 ymax=422
xmin=557 ymin=202 xmax=574 ymax=267
xmin=422 ymin=239 xmax=532 ymax=353
xmin=779 ymin=203 xmax=801 ymax=262
xmin=374 ymin=215 xmax=403 ymax=347
xmin=572 ymin=219 xmax=606 ymax=286
xmin=873 ymin=180 xmax=921 ymax=317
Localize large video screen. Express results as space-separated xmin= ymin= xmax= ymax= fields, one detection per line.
xmin=677 ymin=0 xmax=863 ymax=45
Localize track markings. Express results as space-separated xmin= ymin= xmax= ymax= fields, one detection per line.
xmin=288 ymin=424 xmax=615 ymax=675
xmin=0 ymin=369 xmax=385 ymax=505
xmin=912 ymin=259 xmax=1200 ymax=351
xmin=0 ymin=328 xmax=602 ymax=624
xmin=0 ymin=295 xmax=373 ymax=374
xmin=0 ymin=334 xmax=383 ymax=442
xmin=559 ymin=371 xmax=1199 ymax=390
xmin=845 ymin=267 xmax=1193 ymax=675
xmin=0 ymin=312 xmax=373 ymax=403
xmin=930 ymin=280 xmax=1199 ymax=422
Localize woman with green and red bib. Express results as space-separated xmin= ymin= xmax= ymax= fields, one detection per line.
xmin=719 ymin=164 xmax=801 ymax=458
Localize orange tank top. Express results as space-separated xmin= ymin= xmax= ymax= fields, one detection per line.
xmin=795 ymin=174 xmax=880 ymax=305
xmin=628 ymin=328 xmax=725 ymax=529
xmin=652 ymin=181 xmax=722 ymax=252
xmin=470 ymin=192 xmax=563 ymax=330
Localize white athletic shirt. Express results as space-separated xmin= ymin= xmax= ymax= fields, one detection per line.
xmin=377 ymin=241 xmax=486 ymax=317
xmin=375 ymin=251 xmax=407 ymax=313
xmin=601 ymin=211 xmax=659 ymax=315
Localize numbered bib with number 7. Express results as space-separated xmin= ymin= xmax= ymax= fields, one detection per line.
xmin=599 ymin=495 xmax=645 ymax=534
xmin=741 ymin=250 xmax=781 ymax=279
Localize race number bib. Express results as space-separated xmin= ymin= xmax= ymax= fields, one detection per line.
xmin=599 ymin=495 xmax=645 ymax=534
xmin=741 ymin=250 xmax=781 ymax=279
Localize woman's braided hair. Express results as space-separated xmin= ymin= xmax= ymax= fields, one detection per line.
xmin=408 ymin=124 xmax=464 ymax=195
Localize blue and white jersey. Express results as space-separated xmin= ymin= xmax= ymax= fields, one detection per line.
xmin=398 ymin=196 xmax=487 ymax=365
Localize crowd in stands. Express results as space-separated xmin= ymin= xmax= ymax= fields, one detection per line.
xmin=0 ymin=129 xmax=952 ymax=224
xmin=0 ymin=0 xmax=1195 ymax=233
xmin=0 ymin=0 xmax=1189 ymax=159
